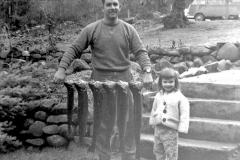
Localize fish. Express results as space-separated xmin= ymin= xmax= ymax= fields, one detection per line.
xmin=129 ymin=81 xmax=143 ymax=160
xmin=102 ymin=81 xmax=117 ymax=153
xmin=63 ymin=82 xmax=75 ymax=139
xmin=88 ymin=81 xmax=103 ymax=153
xmin=74 ymin=81 xmax=88 ymax=146
xmin=115 ymin=80 xmax=129 ymax=154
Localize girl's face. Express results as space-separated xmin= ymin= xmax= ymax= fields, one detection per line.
xmin=162 ymin=78 xmax=175 ymax=93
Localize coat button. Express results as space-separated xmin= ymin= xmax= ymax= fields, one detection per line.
xmin=163 ymin=118 xmax=166 ymax=122
xmin=163 ymin=110 xmax=167 ymax=114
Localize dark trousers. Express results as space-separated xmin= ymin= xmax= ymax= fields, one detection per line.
xmin=91 ymin=68 xmax=135 ymax=156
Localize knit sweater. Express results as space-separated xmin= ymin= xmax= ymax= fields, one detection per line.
xmin=59 ymin=19 xmax=151 ymax=71
xmin=149 ymin=90 xmax=190 ymax=134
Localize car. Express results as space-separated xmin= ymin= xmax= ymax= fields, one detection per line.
xmin=185 ymin=0 xmax=240 ymax=21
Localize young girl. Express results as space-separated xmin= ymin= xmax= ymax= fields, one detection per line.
xmin=149 ymin=68 xmax=190 ymax=160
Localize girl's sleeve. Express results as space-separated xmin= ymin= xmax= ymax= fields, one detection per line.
xmin=178 ymin=93 xmax=190 ymax=134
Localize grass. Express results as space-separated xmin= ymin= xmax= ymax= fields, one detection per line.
xmin=0 ymin=144 xmax=99 ymax=160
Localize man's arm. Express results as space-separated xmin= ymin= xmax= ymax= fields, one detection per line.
xmin=53 ymin=27 xmax=90 ymax=83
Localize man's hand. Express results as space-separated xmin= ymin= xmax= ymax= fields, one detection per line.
xmin=53 ymin=68 xmax=66 ymax=83
xmin=142 ymin=72 xmax=153 ymax=90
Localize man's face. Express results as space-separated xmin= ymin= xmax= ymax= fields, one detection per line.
xmin=102 ymin=0 xmax=121 ymax=20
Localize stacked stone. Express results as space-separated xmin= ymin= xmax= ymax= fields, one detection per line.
xmin=147 ymin=42 xmax=240 ymax=79
xmin=20 ymin=99 xmax=79 ymax=149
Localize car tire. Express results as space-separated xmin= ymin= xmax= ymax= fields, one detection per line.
xmin=195 ymin=13 xmax=205 ymax=21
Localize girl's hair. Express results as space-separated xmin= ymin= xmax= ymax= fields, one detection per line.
xmin=157 ymin=68 xmax=180 ymax=92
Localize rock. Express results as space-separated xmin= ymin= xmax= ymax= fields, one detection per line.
xmin=217 ymin=59 xmax=232 ymax=71
xmin=204 ymin=62 xmax=219 ymax=73
xmin=46 ymin=135 xmax=68 ymax=147
xmin=170 ymin=57 xmax=180 ymax=64
xmin=204 ymin=42 xmax=218 ymax=51
xmin=58 ymin=124 xmax=75 ymax=139
xmin=217 ymin=42 xmax=240 ymax=62
xmin=28 ymin=121 xmax=46 ymax=137
xmin=154 ymin=59 xmax=173 ymax=72
xmin=80 ymin=53 xmax=92 ymax=63
xmin=24 ymin=100 xmax=41 ymax=114
xmin=26 ymin=138 xmax=45 ymax=146
xmin=161 ymin=56 xmax=171 ymax=62
xmin=179 ymin=67 xmax=208 ymax=79
xmin=0 ymin=49 xmax=10 ymax=59
xmin=32 ymin=54 xmax=42 ymax=59
xmin=173 ymin=62 xmax=188 ymax=74
xmin=35 ymin=111 xmax=48 ymax=121
xmin=72 ymin=114 xmax=78 ymax=126
xmin=22 ymin=50 xmax=30 ymax=57
xmin=40 ymin=99 xmax=57 ymax=112
xmin=51 ymin=103 xmax=67 ymax=115
xmin=201 ymin=55 xmax=217 ymax=64
xmin=148 ymin=47 xmax=167 ymax=56
xmin=210 ymin=50 xmax=218 ymax=58
xmin=185 ymin=54 xmax=193 ymax=61
xmin=190 ymin=46 xmax=212 ymax=57
xmin=46 ymin=55 xmax=54 ymax=62
xmin=166 ymin=50 xmax=180 ymax=57
xmin=54 ymin=52 xmax=63 ymax=59
xmin=193 ymin=57 xmax=204 ymax=67
xmin=45 ymin=58 xmax=59 ymax=70
xmin=19 ymin=130 xmax=32 ymax=139
xmin=178 ymin=47 xmax=191 ymax=55
xmin=43 ymin=125 xmax=59 ymax=135
xmin=73 ymin=59 xmax=91 ymax=72
xmin=185 ymin=61 xmax=194 ymax=68
xmin=47 ymin=115 xmax=68 ymax=124
xmin=150 ymin=54 xmax=161 ymax=62
xmin=179 ymin=55 xmax=184 ymax=62
xmin=24 ymin=119 xmax=35 ymax=129
xmin=67 ymin=140 xmax=79 ymax=151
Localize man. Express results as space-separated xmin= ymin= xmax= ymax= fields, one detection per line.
xmin=53 ymin=0 xmax=153 ymax=159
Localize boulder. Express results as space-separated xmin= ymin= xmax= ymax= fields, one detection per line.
xmin=161 ymin=56 xmax=171 ymax=61
xmin=204 ymin=62 xmax=219 ymax=73
xmin=201 ymin=55 xmax=217 ymax=64
xmin=28 ymin=121 xmax=46 ymax=137
xmin=80 ymin=53 xmax=92 ymax=63
xmin=204 ymin=42 xmax=218 ymax=51
xmin=154 ymin=59 xmax=173 ymax=72
xmin=47 ymin=115 xmax=68 ymax=124
xmin=217 ymin=42 xmax=240 ymax=62
xmin=73 ymin=59 xmax=91 ymax=72
xmin=46 ymin=135 xmax=68 ymax=147
xmin=43 ymin=125 xmax=59 ymax=135
xmin=173 ymin=62 xmax=188 ymax=74
xmin=190 ymin=46 xmax=212 ymax=57
xmin=54 ymin=52 xmax=63 ymax=60
xmin=31 ymin=54 xmax=42 ymax=59
xmin=179 ymin=67 xmax=208 ymax=79
xmin=210 ymin=50 xmax=218 ymax=58
xmin=150 ymin=54 xmax=161 ymax=62
xmin=193 ymin=57 xmax=204 ymax=67
xmin=26 ymin=138 xmax=45 ymax=146
xmin=23 ymin=119 xmax=35 ymax=129
xmin=185 ymin=54 xmax=193 ymax=61
xmin=178 ymin=47 xmax=191 ymax=55
xmin=148 ymin=47 xmax=168 ymax=56
xmin=217 ymin=59 xmax=232 ymax=71
xmin=166 ymin=50 xmax=180 ymax=57
xmin=51 ymin=103 xmax=67 ymax=115
xmin=40 ymin=99 xmax=57 ymax=112
xmin=58 ymin=124 xmax=75 ymax=139
xmin=170 ymin=57 xmax=180 ymax=64
xmin=35 ymin=111 xmax=48 ymax=121
xmin=22 ymin=50 xmax=30 ymax=57
xmin=185 ymin=61 xmax=194 ymax=68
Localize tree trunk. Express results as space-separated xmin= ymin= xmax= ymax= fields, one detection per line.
xmin=162 ymin=0 xmax=189 ymax=29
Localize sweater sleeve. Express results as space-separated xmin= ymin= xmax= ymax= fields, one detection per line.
xmin=59 ymin=27 xmax=90 ymax=70
xmin=178 ymin=93 xmax=190 ymax=134
xmin=129 ymin=26 xmax=151 ymax=71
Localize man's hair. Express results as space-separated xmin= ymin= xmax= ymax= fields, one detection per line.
xmin=102 ymin=0 xmax=121 ymax=5
xmin=157 ymin=68 xmax=180 ymax=92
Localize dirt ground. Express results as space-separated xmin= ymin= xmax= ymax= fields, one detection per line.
xmin=139 ymin=19 xmax=240 ymax=48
